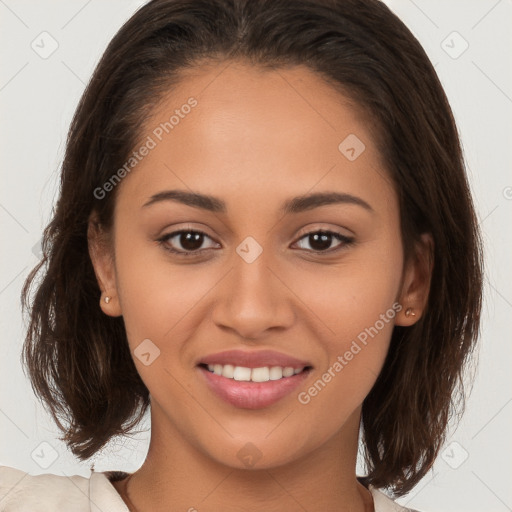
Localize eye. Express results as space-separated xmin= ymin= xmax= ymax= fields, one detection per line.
xmin=157 ymin=228 xmax=354 ymax=257
xmin=293 ymin=230 xmax=354 ymax=253
xmin=158 ymin=229 xmax=219 ymax=256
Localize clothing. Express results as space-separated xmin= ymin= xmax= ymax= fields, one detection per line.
xmin=0 ymin=465 xmax=419 ymax=511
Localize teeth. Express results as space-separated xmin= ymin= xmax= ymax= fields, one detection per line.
xmin=204 ymin=364 xmax=305 ymax=382
xmin=282 ymin=367 xmax=295 ymax=377
xmin=233 ymin=366 xmax=251 ymax=381
xmin=269 ymin=366 xmax=283 ymax=380
xmin=251 ymin=367 xmax=270 ymax=382
xmin=222 ymin=364 xmax=235 ymax=379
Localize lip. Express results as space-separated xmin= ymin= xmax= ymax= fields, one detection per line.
xmin=198 ymin=365 xmax=312 ymax=409
xmin=197 ymin=349 xmax=312 ymax=369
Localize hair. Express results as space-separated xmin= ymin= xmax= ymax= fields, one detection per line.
xmin=21 ymin=0 xmax=483 ymax=497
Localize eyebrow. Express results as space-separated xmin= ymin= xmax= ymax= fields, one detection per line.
xmin=142 ymin=189 xmax=374 ymax=214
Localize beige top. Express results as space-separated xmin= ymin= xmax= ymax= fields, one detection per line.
xmin=0 ymin=465 xmax=419 ymax=511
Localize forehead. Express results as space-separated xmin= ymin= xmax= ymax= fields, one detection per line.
xmin=118 ymin=61 xmax=394 ymax=213
xmin=147 ymin=60 xmax=376 ymax=152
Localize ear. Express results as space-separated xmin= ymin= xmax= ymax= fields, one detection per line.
xmin=395 ymin=233 xmax=433 ymax=326
xmin=87 ymin=213 xmax=122 ymax=317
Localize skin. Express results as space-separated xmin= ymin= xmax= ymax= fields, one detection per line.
xmin=89 ymin=61 xmax=431 ymax=512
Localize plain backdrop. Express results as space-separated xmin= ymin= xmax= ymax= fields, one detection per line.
xmin=1 ymin=1 xmax=511 ymax=511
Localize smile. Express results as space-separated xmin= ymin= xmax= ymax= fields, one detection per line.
xmin=197 ymin=364 xmax=313 ymax=409
xmin=202 ymin=363 xmax=307 ymax=382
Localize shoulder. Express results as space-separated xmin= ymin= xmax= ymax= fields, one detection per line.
xmin=0 ymin=465 xmax=90 ymax=511
xmin=0 ymin=465 xmax=422 ymax=512
xmin=0 ymin=465 xmax=129 ymax=512
xmin=369 ymin=485 xmax=421 ymax=512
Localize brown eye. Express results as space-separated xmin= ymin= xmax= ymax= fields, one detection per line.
xmin=294 ymin=230 xmax=354 ymax=253
xmin=158 ymin=230 xmax=218 ymax=256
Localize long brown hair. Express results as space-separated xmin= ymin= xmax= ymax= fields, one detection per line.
xmin=21 ymin=0 xmax=483 ymax=496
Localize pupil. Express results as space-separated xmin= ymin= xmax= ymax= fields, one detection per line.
xmin=177 ymin=232 xmax=333 ymax=252
xmin=310 ymin=232 xmax=331 ymax=251
xmin=181 ymin=232 xmax=203 ymax=251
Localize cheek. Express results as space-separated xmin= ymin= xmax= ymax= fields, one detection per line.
xmin=298 ymin=236 xmax=403 ymax=343
xmin=295 ymin=295 xmax=398 ymax=437
xmin=294 ymin=241 xmax=402 ymax=415
xmin=113 ymin=231 xmax=227 ymax=370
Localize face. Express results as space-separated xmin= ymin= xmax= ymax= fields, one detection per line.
xmin=90 ymin=61 xmax=427 ymax=470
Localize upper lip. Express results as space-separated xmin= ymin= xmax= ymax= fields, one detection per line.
xmin=197 ymin=349 xmax=313 ymax=369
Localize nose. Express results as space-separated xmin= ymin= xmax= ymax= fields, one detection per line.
xmin=210 ymin=246 xmax=295 ymax=341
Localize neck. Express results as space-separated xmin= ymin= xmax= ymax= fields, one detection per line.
xmin=115 ymin=404 xmax=373 ymax=512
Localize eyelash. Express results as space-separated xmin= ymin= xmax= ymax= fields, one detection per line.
xmin=157 ymin=229 xmax=355 ymax=257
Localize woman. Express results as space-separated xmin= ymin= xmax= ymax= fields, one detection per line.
xmin=0 ymin=0 xmax=483 ymax=510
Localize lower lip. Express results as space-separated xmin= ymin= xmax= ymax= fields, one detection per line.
xmin=198 ymin=366 xmax=311 ymax=409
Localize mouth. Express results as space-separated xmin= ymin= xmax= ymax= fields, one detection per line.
xmin=198 ymin=362 xmax=313 ymax=382
xmin=196 ymin=356 xmax=313 ymax=410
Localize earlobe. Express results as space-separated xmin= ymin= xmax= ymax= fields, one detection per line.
xmin=396 ymin=233 xmax=434 ymax=326
xmin=404 ymin=307 xmax=416 ymax=319
xmin=99 ymin=291 xmax=122 ymax=317
xmin=87 ymin=214 xmax=122 ymax=317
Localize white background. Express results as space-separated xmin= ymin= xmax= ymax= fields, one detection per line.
xmin=1 ymin=1 xmax=511 ymax=510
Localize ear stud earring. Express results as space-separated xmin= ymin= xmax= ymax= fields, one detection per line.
xmin=405 ymin=307 xmax=416 ymax=318
xmin=104 ymin=296 xmax=111 ymax=304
